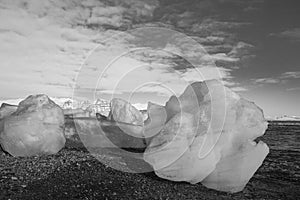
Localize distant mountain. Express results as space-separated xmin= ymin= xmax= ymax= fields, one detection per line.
xmin=273 ymin=115 xmax=300 ymax=121
xmin=0 ymin=97 xmax=110 ymax=116
xmin=0 ymin=98 xmax=24 ymax=106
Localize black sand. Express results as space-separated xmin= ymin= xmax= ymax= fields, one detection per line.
xmin=0 ymin=122 xmax=299 ymax=200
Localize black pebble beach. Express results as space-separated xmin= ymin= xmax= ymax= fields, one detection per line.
xmin=1 ymin=121 xmax=299 ymax=200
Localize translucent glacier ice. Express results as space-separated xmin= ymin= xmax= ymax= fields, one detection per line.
xmin=0 ymin=95 xmax=66 ymax=157
xmin=143 ymin=80 xmax=269 ymax=193
xmin=108 ymin=98 xmax=144 ymax=137
xmin=143 ymin=102 xmax=167 ymax=145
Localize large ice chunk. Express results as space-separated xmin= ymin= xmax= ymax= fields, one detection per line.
xmin=144 ymin=112 xmax=221 ymax=182
xmin=0 ymin=103 xmax=18 ymax=134
xmin=0 ymin=103 xmax=18 ymax=120
xmin=0 ymin=95 xmax=66 ymax=157
xmin=143 ymin=80 xmax=269 ymax=193
xmin=108 ymin=98 xmax=144 ymax=137
xmin=143 ymin=102 xmax=167 ymax=145
xmin=201 ymin=98 xmax=269 ymax=193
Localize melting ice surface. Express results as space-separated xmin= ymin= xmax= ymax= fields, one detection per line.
xmin=143 ymin=80 xmax=269 ymax=193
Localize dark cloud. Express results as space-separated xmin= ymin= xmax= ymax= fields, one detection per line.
xmin=149 ymin=1 xmax=260 ymax=71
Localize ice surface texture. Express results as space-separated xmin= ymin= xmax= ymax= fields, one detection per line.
xmin=143 ymin=80 xmax=269 ymax=193
xmin=108 ymin=98 xmax=144 ymax=137
xmin=0 ymin=94 xmax=66 ymax=157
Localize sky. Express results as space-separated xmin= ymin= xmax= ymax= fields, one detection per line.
xmin=0 ymin=0 xmax=299 ymax=118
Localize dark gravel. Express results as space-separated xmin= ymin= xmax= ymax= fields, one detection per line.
xmin=0 ymin=122 xmax=299 ymax=200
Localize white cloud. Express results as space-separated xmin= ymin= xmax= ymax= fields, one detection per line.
xmin=253 ymin=78 xmax=281 ymax=84
xmin=286 ymin=87 xmax=300 ymax=91
xmin=181 ymin=67 xmax=231 ymax=82
xmin=280 ymin=71 xmax=300 ymax=79
xmin=191 ymin=19 xmax=250 ymax=36
xmin=230 ymin=86 xmax=248 ymax=92
xmin=73 ymin=23 xmax=240 ymax=99
xmin=0 ymin=0 xmax=247 ymax=102
xmin=270 ymin=28 xmax=300 ymax=41
xmin=229 ymin=41 xmax=254 ymax=58
xmin=203 ymin=53 xmax=240 ymax=63
xmin=0 ymin=3 xmax=94 ymax=98
xmin=198 ymin=36 xmax=225 ymax=44
xmin=88 ymin=6 xmax=124 ymax=27
xmin=76 ymin=41 xmax=233 ymax=98
xmin=0 ymin=0 xmax=160 ymax=99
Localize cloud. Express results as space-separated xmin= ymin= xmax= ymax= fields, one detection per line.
xmin=76 ymin=41 xmax=233 ymax=98
xmin=228 ymin=42 xmax=255 ymax=58
xmin=90 ymin=56 xmax=231 ymax=96
xmin=0 ymin=0 xmax=256 ymax=101
xmin=189 ymin=19 xmax=254 ymax=68
xmin=191 ymin=19 xmax=250 ymax=36
xmin=250 ymin=71 xmax=299 ymax=89
xmin=0 ymin=0 xmax=161 ymax=99
xmin=181 ymin=66 xmax=232 ymax=82
xmin=230 ymin=86 xmax=248 ymax=92
xmin=203 ymin=53 xmax=240 ymax=63
xmin=0 ymin=1 xmax=95 ymax=98
xmin=87 ymin=6 xmax=124 ymax=28
xmin=253 ymin=78 xmax=281 ymax=84
xmin=270 ymin=28 xmax=300 ymax=41
xmin=286 ymin=87 xmax=300 ymax=91
xmin=153 ymin=0 xmax=259 ymax=69
xmin=77 ymin=26 xmax=236 ymax=98
xmin=280 ymin=71 xmax=300 ymax=79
